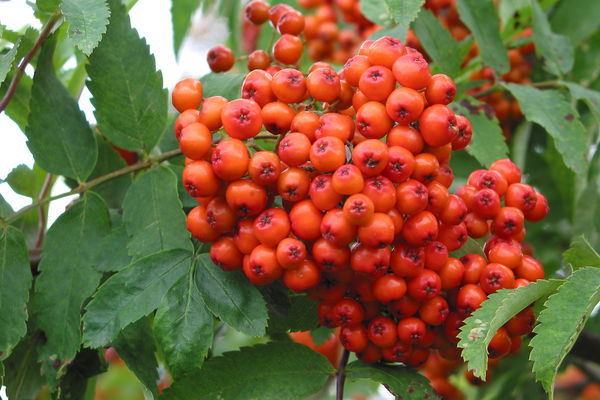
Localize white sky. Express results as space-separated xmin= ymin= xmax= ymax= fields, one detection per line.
xmin=0 ymin=0 xmax=217 ymax=225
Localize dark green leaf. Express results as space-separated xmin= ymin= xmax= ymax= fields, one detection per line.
xmin=412 ymin=9 xmax=462 ymax=78
xmin=36 ymin=0 xmax=61 ymax=13
xmin=0 ymin=194 xmax=13 ymax=218
xmin=171 ymin=0 xmax=202 ymax=55
xmin=26 ymin=35 xmax=97 ymax=181
xmin=60 ymin=0 xmax=111 ymax=55
xmin=4 ymin=164 xmax=51 ymax=198
xmin=122 ymin=166 xmax=192 ymax=259
xmin=169 ymin=164 xmax=198 ymax=208
xmin=31 ymin=192 xmax=110 ymax=367
xmin=450 ymin=236 xmax=485 ymax=259
xmin=162 ymin=342 xmax=335 ymax=400
xmin=550 ymin=0 xmax=600 ymax=44
xmin=531 ymin=0 xmax=573 ymax=76
xmin=112 ymin=318 xmax=159 ymax=399
xmin=82 ymin=249 xmax=192 ymax=347
xmin=87 ymin=0 xmax=168 ymax=153
xmin=456 ymin=0 xmax=509 ymax=74
xmin=504 ymin=83 xmax=588 ymax=173
xmin=457 ymin=279 xmax=563 ymax=379
xmin=56 ymin=348 xmax=107 ymax=400
xmin=195 ymin=254 xmax=268 ymax=337
xmin=3 ymin=336 xmax=44 ymax=400
xmin=345 ymin=361 xmax=439 ymax=399
xmin=530 ymin=268 xmax=600 ymax=395
xmin=563 ymin=236 xmax=600 ymax=269
xmin=0 ymin=72 xmax=31 ymax=131
xmin=200 ymin=72 xmax=245 ymax=100
xmin=87 ymin=137 xmax=132 ymax=208
xmin=565 ymin=82 xmax=600 ymax=122
xmin=0 ymin=227 xmax=31 ymax=360
xmin=0 ymin=40 xmax=18 ymax=86
xmin=268 ymin=293 xmax=319 ymax=334
xmin=93 ymin=222 xmax=132 ymax=272
xmin=451 ymin=97 xmax=509 ymax=167
xmin=154 ymin=267 xmax=214 ymax=379
xmin=310 ymin=326 xmax=334 ymax=346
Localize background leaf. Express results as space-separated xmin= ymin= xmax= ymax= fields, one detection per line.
xmin=87 ymin=137 xmax=132 ymax=208
xmin=0 ymin=72 xmax=31 ymax=131
xmin=0 ymin=227 xmax=32 ymax=360
xmin=26 ymin=35 xmax=97 ymax=181
xmin=112 ymin=318 xmax=159 ymax=399
xmin=3 ymin=336 xmax=45 ymax=400
xmin=345 ymin=361 xmax=439 ymax=399
xmin=457 ymin=279 xmax=563 ymax=379
xmin=82 ymin=249 xmax=192 ymax=347
xmin=200 ymin=72 xmax=245 ymax=100
xmin=122 ymin=166 xmax=192 ymax=259
xmin=456 ymin=0 xmax=509 ymax=74
xmin=529 ymin=268 xmax=600 ymax=395
xmin=0 ymin=40 xmax=18 ymax=86
xmin=563 ymin=236 xmax=600 ymax=269
xmin=87 ymin=0 xmax=167 ymax=153
xmin=379 ymin=0 xmax=424 ymax=41
xmin=195 ymin=254 xmax=268 ymax=337
xmin=162 ymin=342 xmax=335 ymax=400
xmin=413 ymin=9 xmax=462 ymax=78
xmin=550 ymin=0 xmax=600 ymax=44
xmin=531 ymin=0 xmax=574 ymax=76
xmin=359 ymin=0 xmax=393 ymax=26
xmin=154 ymin=267 xmax=214 ymax=380
xmin=60 ymin=0 xmax=111 ymax=55
xmin=171 ymin=0 xmax=202 ymax=56
xmin=31 ymin=192 xmax=110 ymax=364
xmin=4 ymin=164 xmax=52 ymax=199
xmin=451 ymin=98 xmax=509 ymax=167
xmin=504 ymin=83 xmax=588 ymax=173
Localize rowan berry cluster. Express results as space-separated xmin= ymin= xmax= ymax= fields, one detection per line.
xmin=172 ymin=2 xmax=549 ymax=398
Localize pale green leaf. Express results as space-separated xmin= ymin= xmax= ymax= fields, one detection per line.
xmin=565 ymin=82 xmax=600 ymax=122
xmin=563 ymin=236 xmax=600 ymax=270
xmin=382 ymin=0 xmax=424 ymax=41
xmin=345 ymin=361 xmax=439 ymax=399
xmin=0 ymin=227 xmax=32 ymax=360
xmin=360 ymin=0 xmax=393 ymax=26
xmin=457 ymin=279 xmax=564 ymax=379
xmin=87 ymin=0 xmax=167 ymax=153
xmin=60 ymin=0 xmax=111 ymax=55
xmin=456 ymin=0 xmax=509 ymax=74
xmin=0 ymin=40 xmax=18 ymax=86
xmin=195 ymin=254 xmax=268 ymax=337
xmin=531 ymin=0 xmax=573 ymax=76
xmin=550 ymin=0 xmax=600 ymax=44
xmin=82 ymin=249 xmax=192 ymax=347
xmin=504 ymin=83 xmax=588 ymax=173
xmin=171 ymin=0 xmax=202 ymax=55
xmin=530 ymin=268 xmax=600 ymax=395
xmin=154 ymin=266 xmax=214 ymax=380
xmin=200 ymin=72 xmax=245 ymax=100
xmin=162 ymin=342 xmax=335 ymax=400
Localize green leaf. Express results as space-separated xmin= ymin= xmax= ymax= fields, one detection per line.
xmin=93 ymin=222 xmax=132 ymax=272
xmin=450 ymin=98 xmax=509 ymax=167
xmin=56 ymin=348 xmax=107 ymax=400
xmin=412 ymin=9 xmax=462 ymax=78
xmin=82 ymin=248 xmax=192 ymax=347
xmin=498 ymin=0 xmax=529 ymax=28
xmin=360 ymin=0 xmax=393 ymax=26
xmin=450 ymin=237 xmax=485 ymax=259
xmin=171 ymin=0 xmax=202 ymax=55
xmin=200 ymin=72 xmax=245 ymax=100
xmin=3 ymin=336 xmax=45 ymax=400
xmin=87 ymin=0 xmax=167 ymax=153
xmin=26 ymin=35 xmax=97 ymax=181
xmin=457 ymin=279 xmax=563 ymax=379
xmin=531 ymin=0 xmax=573 ymax=76
xmin=162 ymin=342 xmax=335 ymax=400
xmin=550 ymin=0 xmax=600 ymax=44
xmin=154 ymin=266 xmax=214 ymax=380
xmin=345 ymin=361 xmax=439 ymax=399
xmin=563 ymin=236 xmax=600 ymax=269
xmin=60 ymin=0 xmax=110 ymax=55
xmin=530 ymin=268 xmax=600 ymax=395
xmin=268 ymin=293 xmax=319 ymax=334
xmin=195 ymin=254 xmax=268 ymax=337
xmin=0 ymin=72 xmax=32 ymax=131
xmin=0 ymin=227 xmax=32 ymax=360
xmin=4 ymin=164 xmax=51 ymax=198
xmin=87 ymin=137 xmax=132 ymax=208
xmin=122 ymin=166 xmax=192 ymax=259
xmin=169 ymin=164 xmax=199 ymax=209
xmin=31 ymin=193 xmax=110 ymax=364
xmin=370 ymin=0 xmax=424 ymax=41
xmin=456 ymin=0 xmax=509 ymax=74
xmin=112 ymin=318 xmax=159 ymax=399
xmin=504 ymin=83 xmax=588 ymax=173
xmin=565 ymin=82 xmax=600 ymax=122
xmin=0 ymin=40 xmax=18 ymax=86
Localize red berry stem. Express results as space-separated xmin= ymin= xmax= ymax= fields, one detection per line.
xmin=336 ymin=348 xmax=350 ymax=400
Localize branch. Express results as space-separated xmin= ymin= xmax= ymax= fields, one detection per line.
xmin=0 ymin=12 xmax=61 ymax=113
xmin=336 ymin=349 xmax=350 ymax=400
xmin=33 ymin=173 xmax=54 ymax=249
xmin=4 ymin=149 xmax=182 ymax=224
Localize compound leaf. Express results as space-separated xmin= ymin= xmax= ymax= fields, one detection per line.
xmin=531 ymin=0 xmax=573 ymax=76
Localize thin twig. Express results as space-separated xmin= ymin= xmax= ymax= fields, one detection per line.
xmin=336 ymin=349 xmax=350 ymax=400
xmin=274 ymin=132 xmax=287 ymax=155
xmin=33 ymin=173 xmax=54 ymax=249
xmin=254 ymin=135 xmax=278 ymax=140
xmin=3 ymin=149 xmax=182 ymax=224
xmin=0 ymin=12 xmax=61 ymax=113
